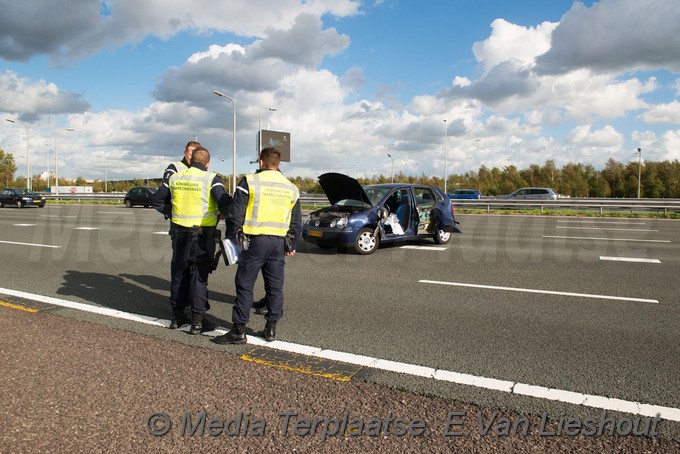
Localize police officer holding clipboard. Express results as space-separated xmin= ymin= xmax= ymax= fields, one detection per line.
xmin=212 ymin=147 xmax=302 ymax=344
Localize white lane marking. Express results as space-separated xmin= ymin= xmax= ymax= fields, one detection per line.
xmin=74 ymin=227 xmax=99 ymax=230
xmin=153 ymin=231 xmax=169 ymax=235
xmin=0 ymin=240 xmax=60 ymax=249
xmin=41 ymin=215 xmax=77 ymax=218
xmin=543 ymin=235 xmax=670 ymax=243
xmin=419 ymin=279 xmax=659 ymax=304
xmin=99 ymin=211 xmax=134 ymax=215
xmin=400 ymin=245 xmax=447 ymax=251
xmin=13 ymin=224 xmax=36 ymax=227
xmin=556 ymin=226 xmax=658 ymax=232
xmin=0 ymin=286 xmax=677 ymax=422
xmin=600 ymin=256 xmax=661 ymax=264
xmin=556 ymin=220 xmax=647 ymax=225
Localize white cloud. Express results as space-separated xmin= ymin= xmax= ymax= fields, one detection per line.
xmin=536 ymin=0 xmax=680 ymax=74
xmin=638 ymin=101 xmax=680 ymax=124
xmin=566 ymin=125 xmax=624 ymax=148
xmin=0 ymin=71 xmax=89 ymax=116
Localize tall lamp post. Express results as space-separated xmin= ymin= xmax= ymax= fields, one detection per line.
xmin=636 ymin=147 xmax=642 ymax=199
xmin=96 ymin=155 xmax=108 ymax=193
xmin=213 ymin=91 xmax=237 ymax=194
xmin=54 ymin=128 xmax=74 ymax=196
xmin=387 ymin=153 xmax=394 ymax=183
xmin=258 ymin=107 xmax=276 ymax=157
xmin=443 ymin=119 xmax=448 ymax=194
xmin=6 ymin=118 xmax=30 ymax=190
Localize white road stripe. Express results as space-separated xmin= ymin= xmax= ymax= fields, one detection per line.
xmin=419 ymin=279 xmax=659 ymax=304
xmin=0 ymin=286 xmax=677 ymax=422
xmin=152 ymin=231 xmax=169 ymax=235
xmin=556 ymin=220 xmax=647 ymax=225
xmin=543 ymin=235 xmax=670 ymax=243
xmin=0 ymin=240 xmax=60 ymax=249
xmin=74 ymin=227 xmax=99 ymax=230
xmin=41 ymin=215 xmax=77 ymax=218
xmin=400 ymin=245 xmax=447 ymax=251
xmin=600 ymin=256 xmax=661 ymax=264
xmin=556 ymin=226 xmax=658 ymax=232
xmin=13 ymin=224 xmax=36 ymax=227
xmin=99 ymin=211 xmax=134 ymax=215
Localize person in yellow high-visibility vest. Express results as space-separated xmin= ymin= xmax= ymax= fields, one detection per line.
xmin=212 ymin=147 xmax=302 ymax=344
xmin=153 ymin=146 xmax=231 ymax=334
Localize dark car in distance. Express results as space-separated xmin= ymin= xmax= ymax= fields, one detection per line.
xmin=0 ymin=188 xmax=46 ymax=208
xmin=302 ymin=173 xmax=462 ymax=255
xmin=124 ymin=186 xmax=157 ymax=208
xmin=496 ymin=187 xmax=558 ymax=200
xmin=447 ymin=189 xmax=483 ymax=199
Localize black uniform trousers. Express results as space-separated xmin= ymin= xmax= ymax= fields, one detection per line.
xmin=170 ymin=225 xmax=216 ymax=315
xmin=232 ymin=235 xmax=285 ymax=325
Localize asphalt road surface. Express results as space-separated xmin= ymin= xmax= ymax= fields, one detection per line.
xmin=1 ymin=204 xmax=679 ymax=451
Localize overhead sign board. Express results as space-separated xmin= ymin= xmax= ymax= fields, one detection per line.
xmin=259 ymin=130 xmax=291 ymax=162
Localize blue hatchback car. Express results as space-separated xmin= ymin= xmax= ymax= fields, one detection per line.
xmin=447 ymin=189 xmax=483 ymax=200
xmin=302 ymin=173 xmax=462 ymax=254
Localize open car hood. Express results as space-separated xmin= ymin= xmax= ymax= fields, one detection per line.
xmin=318 ymin=173 xmax=372 ymax=206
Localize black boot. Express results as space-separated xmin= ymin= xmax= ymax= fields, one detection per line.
xmin=189 ymin=313 xmax=204 ymax=335
xmin=169 ymin=307 xmax=189 ymax=329
xmin=212 ymin=323 xmax=247 ymax=344
xmin=263 ymin=320 xmax=276 ymax=342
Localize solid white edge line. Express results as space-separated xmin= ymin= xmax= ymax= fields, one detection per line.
xmin=556 ymin=226 xmax=659 ymax=232
xmin=600 ymin=256 xmax=661 ymax=264
xmin=1 ymin=286 xmax=677 ymax=422
xmin=0 ymin=240 xmax=61 ymax=249
xmin=400 ymin=245 xmax=447 ymax=251
xmin=74 ymin=227 xmax=99 ymax=230
xmin=543 ymin=235 xmax=671 ymax=243
xmin=418 ymin=280 xmax=659 ymax=304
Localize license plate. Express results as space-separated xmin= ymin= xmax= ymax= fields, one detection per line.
xmin=34 ymin=199 xmax=42 ymax=203
xmin=308 ymin=230 xmax=323 ymax=238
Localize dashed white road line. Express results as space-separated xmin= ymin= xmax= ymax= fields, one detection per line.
xmin=543 ymin=235 xmax=670 ymax=243
xmin=74 ymin=227 xmax=99 ymax=230
xmin=556 ymin=226 xmax=658 ymax=232
xmin=1 ymin=286 xmax=677 ymax=422
xmin=0 ymin=240 xmax=60 ymax=248
xmin=419 ymin=279 xmax=659 ymax=304
xmin=556 ymin=220 xmax=647 ymax=225
xmin=600 ymin=256 xmax=661 ymax=264
xmin=12 ymin=224 xmax=36 ymax=227
xmin=400 ymin=245 xmax=447 ymax=251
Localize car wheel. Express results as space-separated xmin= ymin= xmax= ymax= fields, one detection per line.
xmin=354 ymin=227 xmax=379 ymax=255
xmin=434 ymin=229 xmax=451 ymax=244
xmin=0 ymin=202 xmax=4 ymax=208
xmin=124 ymin=199 xmax=133 ymax=208
xmin=15 ymin=200 xmax=23 ymax=208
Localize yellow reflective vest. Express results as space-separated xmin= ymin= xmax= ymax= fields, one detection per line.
xmin=243 ymin=170 xmax=299 ymax=236
xmin=169 ymin=166 xmax=219 ymax=227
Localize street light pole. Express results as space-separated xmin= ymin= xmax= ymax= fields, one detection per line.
xmin=6 ymin=118 xmax=30 ymax=190
xmin=387 ymin=153 xmax=394 ymax=183
xmin=96 ymin=155 xmax=108 ymax=192
xmin=636 ymin=147 xmax=642 ymax=199
xmin=258 ymin=107 xmax=277 ymax=158
xmin=54 ymin=128 xmax=74 ymax=196
xmin=443 ymin=119 xmax=448 ymax=194
xmin=213 ymin=91 xmax=237 ymax=194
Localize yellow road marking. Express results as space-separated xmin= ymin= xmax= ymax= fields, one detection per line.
xmin=241 ymin=348 xmax=363 ymax=382
xmin=0 ymin=300 xmax=39 ymax=313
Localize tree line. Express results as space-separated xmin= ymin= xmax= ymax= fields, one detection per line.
xmin=1 ymin=148 xmax=679 ymax=198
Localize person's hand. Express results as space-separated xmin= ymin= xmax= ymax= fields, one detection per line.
xmin=285 ymin=250 xmax=296 ymax=257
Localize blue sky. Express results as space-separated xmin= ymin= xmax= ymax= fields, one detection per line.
xmin=1 ymin=0 xmax=679 ymax=186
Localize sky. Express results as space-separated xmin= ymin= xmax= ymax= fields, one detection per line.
xmin=1 ymin=0 xmax=680 ymax=187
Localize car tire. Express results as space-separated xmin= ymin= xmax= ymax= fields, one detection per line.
xmin=124 ymin=199 xmax=133 ymax=208
xmin=0 ymin=202 xmax=4 ymax=208
xmin=15 ymin=200 xmax=23 ymax=208
xmin=433 ymin=229 xmax=451 ymax=244
xmin=354 ymin=227 xmax=379 ymax=255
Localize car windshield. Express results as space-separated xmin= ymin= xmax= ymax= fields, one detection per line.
xmin=363 ymin=186 xmax=390 ymax=205
xmin=14 ymin=189 xmax=29 ymax=195
xmin=335 ymin=199 xmax=371 ymax=209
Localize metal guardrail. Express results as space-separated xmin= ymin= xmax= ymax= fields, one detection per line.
xmin=44 ymin=194 xmax=680 ymax=214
